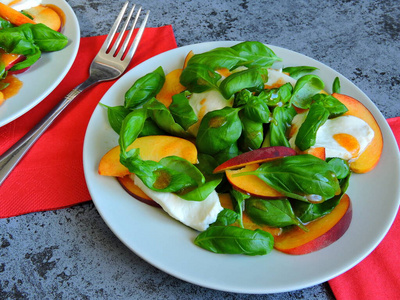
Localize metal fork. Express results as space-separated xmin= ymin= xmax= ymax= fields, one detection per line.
xmin=0 ymin=2 xmax=149 ymax=186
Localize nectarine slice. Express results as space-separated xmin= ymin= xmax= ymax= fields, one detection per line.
xmin=225 ymin=164 xmax=284 ymax=199
xmin=155 ymin=69 xmax=186 ymax=107
xmin=332 ymin=93 xmax=383 ymax=173
xmin=23 ymin=5 xmax=62 ymax=31
xmin=274 ymin=194 xmax=352 ymax=254
xmin=98 ymin=135 xmax=198 ymax=177
xmin=213 ymin=146 xmax=296 ymax=173
xmin=299 ymin=147 xmax=326 ymax=160
xmin=183 ymin=50 xmax=194 ymax=69
xmin=117 ymin=175 xmax=161 ymax=208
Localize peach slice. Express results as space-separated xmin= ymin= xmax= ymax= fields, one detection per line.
xmin=98 ymin=135 xmax=198 ymax=177
xmin=155 ymin=69 xmax=186 ymax=107
xmin=299 ymin=147 xmax=326 ymax=160
xmin=23 ymin=5 xmax=62 ymax=31
xmin=183 ymin=50 xmax=194 ymax=69
xmin=274 ymin=194 xmax=352 ymax=254
xmin=332 ymin=93 xmax=383 ymax=173
xmin=218 ymin=193 xmax=282 ymax=237
xmin=225 ymin=164 xmax=284 ymax=199
xmin=213 ymin=146 xmax=296 ymax=173
xmin=0 ymin=3 xmax=35 ymax=26
xmin=117 ymin=175 xmax=161 ymax=208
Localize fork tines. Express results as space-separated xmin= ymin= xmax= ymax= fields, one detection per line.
xmin=102 ymin=2 xmax=150 ymax=61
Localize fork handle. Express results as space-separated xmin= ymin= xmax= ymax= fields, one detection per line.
xmin=0 ymin=77 xmax=99 ymax=186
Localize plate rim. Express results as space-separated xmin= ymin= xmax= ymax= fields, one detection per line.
xmin=83 ymin=40 xmax=400 ymax=294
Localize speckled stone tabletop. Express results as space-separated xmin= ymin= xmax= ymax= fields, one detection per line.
xmin=1 ymin=0 xmax=399 ymax=299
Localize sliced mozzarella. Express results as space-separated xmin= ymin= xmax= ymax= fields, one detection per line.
xmin=2 ymin=0 xmax=43 ymax=11
xmin=289 ymin=113 xmax=374 ymax=161
xmin=133 ymin=175 xmax=223 ymax=231
xmin=265 ymin=69 xmax=297 ymax=89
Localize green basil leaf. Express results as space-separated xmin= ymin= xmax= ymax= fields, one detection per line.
xmin=231 ymin=41 xmax=281 ymax=68
xmin=259 ymin=82 xmax=293 ymax=107
xmin=196 ymin=107 xmax=242 ymax=155
xmin=239 ymin=116 xmax=264 ymax=151
xmin=10 ymin=44 xmax=41 ymax=71
xmin=241 ymin=154 xmax=340 ymax=202
xmin=124 ymin=66 xmax=165 ymax=109
xmin=311 ymin=94 xmax=348 ymax=118
xmin=295 ymin=103 xmax=330 ymax=151
xmin=145 ymin=98 xmax=192 ymax=138
xmin=332 ymin=76 xmax=341 ymax=94
xmin=29 ymin=23 xmax=68 ymax=51
xmin=179 ymin=63 xmax=221 ymax=93
xmin=269 ymin=105 xmax=297 ymax=148
xmin=230 ymin=189 xmax=250 ymax=228
xmin=219 ymin=67 xmax=268 ymax=99
xmin=99 ymin=103 xmax=131 ymax=134
xmin=210 ymin=209 xmax=238 ymax=227
xmin=326 ymin=157 xmax=350 ymax=179
xmin=169 ymin=91 xmax=198 ymax=130
xmin=290 ymin=74 xmax=325 ymax=108
xmin=187 ymin=47 xmax=246 ymax=70
xmin=245 ymin=198 xmax=305 ymax=228
xmin=118 ymin=108 xmax=147 ymax=153
xmin=243 ymin=96 xmax=271 ymax=123
xmin=214 ymin=142 xmax=241 ymax=165
xmin=292 ymin=171 xmax=350 ymax=223
xmin=282 ymin=66 xmax=318 ymax=79
xmin=194 ymin=226 xmax=274 ymax=256
xmin=0 ymin=17 xmax=13 ymax=29
xmin=138 ymin=118 xmax=167 ymax=137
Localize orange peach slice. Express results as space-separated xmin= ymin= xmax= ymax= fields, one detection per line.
xmin=0 ymin=3 xmax=35 ymax=26
xmin=225 ymin=164 xmax=284 ymax=199
xmin=274 ymin=194 xmax=352 ymax=254
xmin=332 ymin=93 xmax=383 ymax=173
xmin=23 ymin=5 xmax=62 ymax=31
xmin=183 ymin=50 xmax=194 ymax=69
xmin=98 ymin=135 xmax=198 ymax=177
xmin=155 ymin=69 xmax=186 ymax=107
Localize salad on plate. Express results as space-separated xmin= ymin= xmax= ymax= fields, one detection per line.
xmin=97 ymin=41 xmax=383 ymax=256
xmin=0 ymin=0 xmax=68 ymax=105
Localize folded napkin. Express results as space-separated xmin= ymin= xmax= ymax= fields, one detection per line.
xmin=0 ymin=25 xmax=177 ymax=218
xmin=329 ymin=117 xmax=400 ymax=300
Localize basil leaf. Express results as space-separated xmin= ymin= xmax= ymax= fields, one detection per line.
xmin=312 ymin=94 xmax=348 ymax=118
xmin=0 ymin=17 xmax=13 ymax=29
xmin=30 ymin=23 xmax=68 ymax=51
xmin=332 ymin=76 xmax=341 ymax=94
xmin=169 ymin=91 xmax=198 ymax=130
xmin=138 ymin=118 xmax=167 ymax=137
xmin=187 ymin=47 xmax=246 ymax=70
xmin=239 ymin=116 xmax=264 ymax=151
xmin=327 ymin=157 xmax=350 ymax=179
xmin=118 ymin=108 xmax=147 ymax=153
xmin=243 ymin=96 xmax=271 ymax=123
xmin=214 ymin=142 xmax=241 ymax=165
xmin=259 ymin=82 xmax=293 ymax=107
xmin=180 ymin=63 xmax=221 ymax=93
xmin=290 ymin=74 xmax=325 ymax=108
xmin=230 ymin=189 xmax=250 ymax=228
xmin=245 ymin=198 xmax=305 ymax=228
xmin=194 ymin=226 xmax=274 ymax=256
xmin=295 ymin=103 xmax=330 ymax=151
xmin=293 ymin=171 xmax=350 ymax=223
xmin=241 ymin=154 xmax=340 ymax=202
xmin=196 ymin=107 xmax=242 ymax=155
xmin=210 ymin=209 xmax=238 ymax=227
xmin=282 ymin=66 xmax=318 ymax=79
xmin=99 ymin=103 xmax=130 ymax=134
xmin=231 ymin=41 xmax=281 ymax=68
xmin=145 ymin=98 xmax=192 ymax=138
xmin=124 ymin=66 xmax=165 ymax=109
xmin=219 ymin=67 xmax=268 ymax=99
xmin=269 ymin=105 xmax=297 ymax=148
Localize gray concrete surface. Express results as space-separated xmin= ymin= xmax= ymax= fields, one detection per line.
xmin=1 ymin=0 xmax=399 ymax=299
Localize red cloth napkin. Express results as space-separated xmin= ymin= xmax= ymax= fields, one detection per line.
xmin=0 ymin=25 xmax=177 ymax=218
xmin=329 ymin=117 xmax=400 ymax=299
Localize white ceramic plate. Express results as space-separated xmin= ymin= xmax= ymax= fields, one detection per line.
xmin=83 ymin=41 xmax=400 ymax=294
xmin=0 ymin=0 xmax=80 ymax=127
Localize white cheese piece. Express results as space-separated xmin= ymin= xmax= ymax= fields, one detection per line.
xmin=2 ymin=0 xmax=43 ymax=11
xmin=133 ymin=175 xmax=223 ymax=231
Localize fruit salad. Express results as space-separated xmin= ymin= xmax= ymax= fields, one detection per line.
xmin=0 ymin=0 xmax=67 ymax=105
xmin=98 ymin=41 xmax=383 ymax=256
